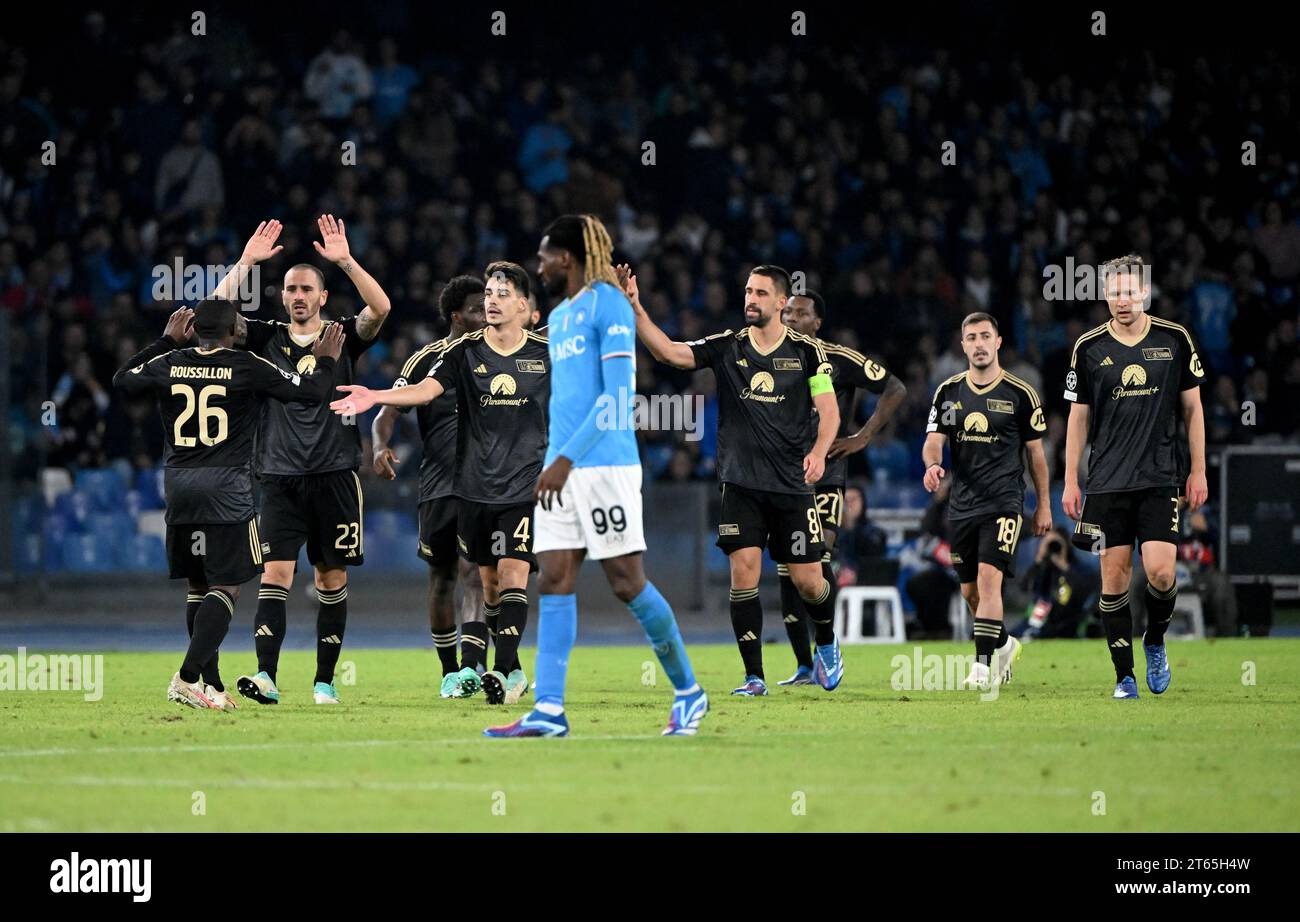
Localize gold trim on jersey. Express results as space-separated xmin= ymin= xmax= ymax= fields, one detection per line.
xmin=931 ymin=371 xmax=967 ymax=403
xmin=248 ymin=519 xmax=263 ymax=566
xmin=194 ymin=346 xmax=231 ymax=356
xmin=400 ymin=339 xmax=448 ymax=379
xmin=1068 ymin=322 xmax=1110 ymax=369
xmin=1002 ymin=371 xmax=1043 ymax=408
xmin=351 ymin=471 xmax=365 ymax=556
xmin=787 ymin=328 xmax=829 ymax=363
xmin=1106 ymin=313 xmax=1152 ymax=347
xmin=1148 ymin=316 xmax=1198 ymax=351
xmin=483 ymin=328 xmax=531 ymax=357
xmin=965 ymin=370 xmax=1004 ymax=394
xmin=743 ymin=325 xmax=788 ymax=356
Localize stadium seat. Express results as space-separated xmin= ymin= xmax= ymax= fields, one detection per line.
xmin=53 ymin=490 xmax=92 ymax=530
xmin=75 ymin=468 xmax=128 ymax=512
xmin=61 ymin=534 xmax=116 ymax=572
xmin=88 ymin=512 xmax=137 ymax=549
xmin=867 ymin=442 xmax=911 ymax=484
xmin=41 ymin=467 xmax=73 ymax=507
xmin=134 ymin=467 xmax=166 ymax=510
xmin=119 ymin=534 xmax=167 ymax=572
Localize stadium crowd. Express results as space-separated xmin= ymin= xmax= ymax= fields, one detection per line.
xmin=3 ymin=11 xmax=1297 ymax=532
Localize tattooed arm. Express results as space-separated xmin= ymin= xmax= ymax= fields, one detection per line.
xmin=314 ymin=213 xmax=392 ymax=341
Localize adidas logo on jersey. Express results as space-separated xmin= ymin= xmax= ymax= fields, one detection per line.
xmin=1100 ymin=356 xmax=1114 ymax=366
xmin=320 ymin=635 xmax=342 ymax=644
xmin=498 ymin=626 xmax=520 ymax=637
xmin=255 ymin=625 xmax=274 ymax=637
xmin=515 ymin=542 xmax=530 ymax=552
xmin=738 ymin=631 xmax=758 ymax=642
xmin=1110 ymin=638 xmax=1130 ymax=649
xmin=474 ymin=363 xmax=488 ymax=374
xmin=736 ymin=358 xmax=749 ymax=367
xmin=783 ymin=614 xmax=799 ymax=624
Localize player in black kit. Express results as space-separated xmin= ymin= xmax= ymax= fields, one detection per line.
xmin=113 ymin=301 xmax=343 ymax=711
xmin=371 ymin=275 xmax=489 ymax=698
xmin=922 ymin=312 xmax=1052 ymax=691
xmin=332 ymin=262 xmax=549 ymax=707
xmin=211 ymin=216 xmax=392 ymax=706
xmin=1061 ymin=255 xmax=1207 ymax=700
xmin=634 ymin=265 xmax=845 ymax=696
xmin=777 ymin=290 xmax=906 ymax=684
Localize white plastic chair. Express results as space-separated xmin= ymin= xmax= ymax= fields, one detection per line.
xmin=835 ymin=586 xmax=906 ymax=643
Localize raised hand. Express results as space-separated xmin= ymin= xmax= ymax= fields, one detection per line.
xmin=163 ymin=307 xmax=195 ymax=345
xmin=615 ymin=263 xmax=643 ymax=314
xmin=313 ymin=214 xmax=351 ymax=265
xmin=331 ymin=384 xmax=376 ymax=416
xmin=313 ymin=321 xmax=345 ymax=360
xmin=240 ymin=220 xmax=285 ymax=264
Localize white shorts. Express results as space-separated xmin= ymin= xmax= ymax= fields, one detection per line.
xmin=533 ymin=464 xmax=648 ymax=560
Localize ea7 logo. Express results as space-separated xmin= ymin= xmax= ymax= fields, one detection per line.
xmin=50 ymin=853 xmax=152 ymax=902
xmin=606 ymin=324 xmax=632 ymax=336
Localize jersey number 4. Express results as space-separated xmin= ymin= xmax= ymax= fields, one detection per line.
xmin=171 ymin=384 xmax=229 ymax=447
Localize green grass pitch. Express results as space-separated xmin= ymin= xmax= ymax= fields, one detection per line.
xmin=1 ymin=640 xmax=1297 ymax=832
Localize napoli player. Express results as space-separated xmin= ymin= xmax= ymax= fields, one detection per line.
xmin=484 ymin=214 xmax=707 ymax=738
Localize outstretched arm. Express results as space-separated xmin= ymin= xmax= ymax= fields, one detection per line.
xmin=331 ymin=377 xmax=444 ymax=415
xmin=113 ymin=308 xmax=193 ymax=391
xmin=617 ymin=263 xmax=697 ymax=369
xmin=315 ymin=214 xmax=391 ymax=340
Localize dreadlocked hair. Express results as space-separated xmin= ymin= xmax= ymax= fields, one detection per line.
xmin=544 ymin=213 xmax=620 ymax=289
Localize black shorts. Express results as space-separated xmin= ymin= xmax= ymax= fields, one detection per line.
xmin=1072 ymin=486 xmax=1182 ymax=553
xmin=167 ymin=519 xmax=264 ymax=586
xmin=815 ymin=486 xmax=845 ymax=550
xmin=949 ymin=511 xmax=1024 ymax=584
xmin=418 ymin=497 xmax=459 ymax=568
xmin=717 ymin=482 xmax=825 ymax=565
xmin=258 ymin=470 xmax=365 ymax=569
xmin=457 ymin=500 xmax=537 ymax=571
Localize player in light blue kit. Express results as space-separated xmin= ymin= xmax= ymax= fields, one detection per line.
xmin=484 ymin=214 xmax=707 ymax=738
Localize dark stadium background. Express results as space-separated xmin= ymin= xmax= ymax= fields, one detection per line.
xmin=1 ymin=1 xmax=1296 ymax=649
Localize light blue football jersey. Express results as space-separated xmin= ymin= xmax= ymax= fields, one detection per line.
xmin=545 ymin=280 xmax=640 ymax=468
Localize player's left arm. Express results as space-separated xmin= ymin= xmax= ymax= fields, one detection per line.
xmin=1024 ymin=440 xmax=1053 ymax=536
xmin=828 ymin=358 xmax=907 ymax=459
xmin=1017 ymin=386 xmax=1052 ymax=535
xmin=1181 ymin=386 xmax=1208 ymax=510
xmin=314 ymin=213 xmax=391 ymax=341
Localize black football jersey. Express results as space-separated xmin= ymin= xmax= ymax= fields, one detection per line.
xmin=241 ymin=316 xmax=377 ymax=476
xmin=1063 ymin=317 xmax=1205 ymax=493
xmin=393 ymin=338 xmax=458 ymax=503
xmin=428 ymin=329 xmax=550 ymax=505
xmin=113 ymin=338 xmax=336 ymax=524
xmin=816 ymin=340 xmax=893 ymax=488
xmin=927 ymin=369 xmax=1046 ymax=519
xmin=689 ymin=326 xmax=829 ymax=495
